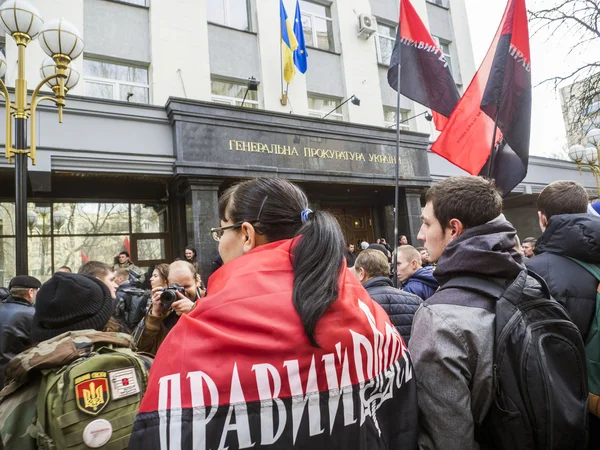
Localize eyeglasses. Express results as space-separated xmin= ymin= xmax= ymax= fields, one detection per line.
xmin=210 ymin=195 xmax=269 ymax=242
xmin=210 ymin=222 xmax=245 ymax=242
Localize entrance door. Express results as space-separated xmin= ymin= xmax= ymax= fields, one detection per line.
xmin=324 ymin=206 xmax=375 ymax=247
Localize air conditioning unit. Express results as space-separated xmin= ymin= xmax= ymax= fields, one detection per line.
xmin=358 ymin=14 xmax=376 ymax=39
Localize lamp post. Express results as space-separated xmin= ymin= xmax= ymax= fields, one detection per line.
xmin=323 ymin=95 xmax=361 ymax=119
xmin=568 ymin=128 xmax=600 ymax=197
xmin=0 ymin=0 xmax=84 ymax=275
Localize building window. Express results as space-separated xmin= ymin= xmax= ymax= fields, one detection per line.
xmin=0 ymin=202 xmax=169 ymax=284
xmin=300 ymin=1 xmax=334 ymax=52
xmin=583 ymin=94 xmax=600 ymax=116
xmin=426 ymin=0 xmax=450 ymax=7
xmin=211 ymin=79 xmax=258 ymax=108
xmin=375 ymin=22 xmax=396 ymax=66
xmin=83 ymin=59 xmax=150 ymax=104
xmin=308 ymin=95 xmax=342 ymax=121
xmin=433 ymin=37 xmax=453 ymax=76
xmin=207 ymin=0 xmax=250 ymax=32
xmin=384 ymin=107 xmax=411 ymax=130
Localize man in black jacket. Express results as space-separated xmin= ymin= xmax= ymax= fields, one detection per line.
xmin=525 ymin=180 xmax=600 ymax=448
xmin=353 ymin=249 xmax=421 ymax=343
xmin=0 ymin=275 xmax=41 ymax=387
xmin=525 ymin=181 xmax=597 ymax=338
xmin=345 ymin=243 xmax=357 ymax=267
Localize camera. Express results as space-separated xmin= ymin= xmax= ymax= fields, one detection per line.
xmin=159 ymin=283 xmax=186 ymax=310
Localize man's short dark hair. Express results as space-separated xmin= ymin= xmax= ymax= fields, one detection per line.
xmin=416 ymin=246 xmax=426 ymax=252
xmin=79 ymin=261 xmax=112 ymax=278
xmin=425 ymin=176 xmax=503 ymax=230
xmin=119 ymin=251 xmax=130 ymax=258
xmin=537 ymin=180 xmax=588 ymax=221
xmin=522 ymin=237 xmax=536 ymax=246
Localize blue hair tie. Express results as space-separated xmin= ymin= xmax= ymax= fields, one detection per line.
xmin=301 ymin=209 xmax=313 ymax=224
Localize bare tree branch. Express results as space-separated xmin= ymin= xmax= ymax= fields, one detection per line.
xmin=530 ymin=1 xmax=600 ymax=144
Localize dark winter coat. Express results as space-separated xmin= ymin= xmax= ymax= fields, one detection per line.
xmin=0 ymin=296 xmax=34 ymax=388
xmin=362 ymin=276 xmax=422 ymax=343
xmin=402 ymin=266 xmax=439 ymax=300
xmin=525 ymin=213 xmax=600 ymax=341
xmin=346 ymin=251 xmax=357 ymax=267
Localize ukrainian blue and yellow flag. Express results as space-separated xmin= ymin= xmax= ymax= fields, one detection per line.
xmin=280 ymin=0 xmax=298 ymax=84
xmin=293 ymin=0 xmax=308 ymax=73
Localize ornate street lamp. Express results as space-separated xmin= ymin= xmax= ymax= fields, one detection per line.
xmin=0 ymin=0 xmax=84 ymax=275
xmin=26 ymin=209 xmax=37 ymax=230
xmin=568 ymin=128 xmax=600 ymax=196
xmin=53 ymin=209 xmax=67 ymax=231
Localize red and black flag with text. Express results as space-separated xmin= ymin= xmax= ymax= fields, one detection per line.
xmin=387 ymin=0 xmax=460 ymax=131
xmin=128 ymin=239 xmax=418 ymax=450
xmin=431 ymin=0 xmax=531 ymax=195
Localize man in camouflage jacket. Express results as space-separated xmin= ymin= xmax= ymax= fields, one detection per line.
xmin=0 ymin=331 xmax=139 ymax=450
xmin=0 ymin=272 xmax=152 ymax=450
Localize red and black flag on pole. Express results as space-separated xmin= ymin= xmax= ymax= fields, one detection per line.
xmin=387 ymin=0 xmax=460 ymax=131
xmin=431 ymin=0 xmax=531 ymax=195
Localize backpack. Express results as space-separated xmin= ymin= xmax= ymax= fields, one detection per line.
xmin=34 ymin=345 xmax=152 ymax=450
xmin=436 ymin=269 xmax=588 ymax=450
xmin=114 ymin=287 xmax=150 ymax=330
xmin=564 ymin=257 xmax=600 ymax=418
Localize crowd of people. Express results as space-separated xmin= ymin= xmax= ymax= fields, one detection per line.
xmin=0 ymin=175 xmax=598 ymax=449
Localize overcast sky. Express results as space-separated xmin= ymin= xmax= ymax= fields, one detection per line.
xmin=463 ymin=0 xmax=583 ymax=158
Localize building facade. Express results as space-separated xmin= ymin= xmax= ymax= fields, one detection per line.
xmin=0 ymin=0 xmax=476 ymax=283
xmin=0 ymin=0 xmax=596 ymax=285
xmin=560 ymin=75 xmax=600 ymax=147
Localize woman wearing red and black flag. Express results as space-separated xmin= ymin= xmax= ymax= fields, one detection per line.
xmin=129 ymin=178 xmax=418 ymax=450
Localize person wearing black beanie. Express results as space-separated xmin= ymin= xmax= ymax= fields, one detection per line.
xmin=31 ymin=272 xmax=114 ymax=343
xmin=0 ymin=272 xmax=153 ymax=450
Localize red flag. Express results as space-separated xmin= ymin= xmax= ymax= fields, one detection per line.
xmin=387 ymin=0 xmax=460 ymax=131
xmin=431 ymin=0 xmax=531 ymax=195
xmin=80 ymin=251 xmax=89 ymax=263
xmin=122 ymin=237 xmax=130 ymax=254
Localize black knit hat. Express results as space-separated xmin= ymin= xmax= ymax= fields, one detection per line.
xmin=31 ymin=272 xmax=114 ymax=342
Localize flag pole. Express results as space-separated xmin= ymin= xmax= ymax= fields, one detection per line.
xmin=280 ymin=3 xmax=284 ymax=101
xmin=393 ymin=64 xmax=401 ymax=289
xmin=487 ymin=103 xmax=501 ymax=178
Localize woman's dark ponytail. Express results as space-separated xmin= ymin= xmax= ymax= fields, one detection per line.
xmin=219 ymin=178 xmax=347 ymax=348
xmin=292 ymin=210 xmax=346 ymax=347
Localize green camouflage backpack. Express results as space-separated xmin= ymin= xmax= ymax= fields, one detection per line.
xmin=0 ymin=331 xmax=152 ymax=450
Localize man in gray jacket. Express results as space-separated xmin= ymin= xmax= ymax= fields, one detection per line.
xmin=409 ymin=176 xmax=528 ymax=450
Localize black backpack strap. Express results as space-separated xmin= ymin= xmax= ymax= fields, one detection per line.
xmin=524 ymin=268 xmax=552 ymax=299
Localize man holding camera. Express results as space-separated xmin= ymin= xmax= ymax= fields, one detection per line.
xmin=133 ymin=261 xmax=203 ymax=355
